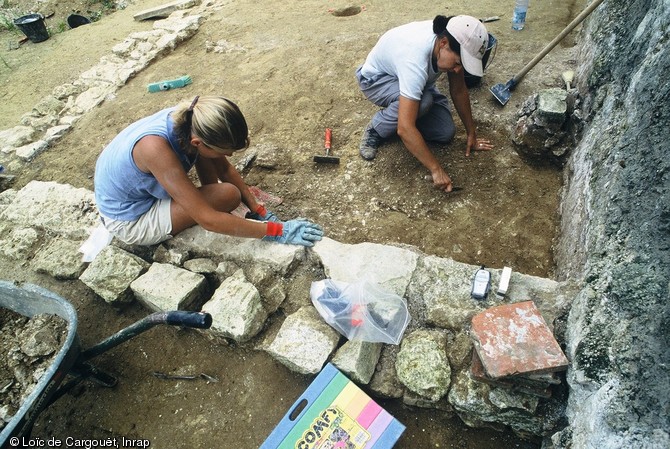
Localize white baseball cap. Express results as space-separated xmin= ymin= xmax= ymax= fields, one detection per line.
xmin=446 ymin=15 xmax=489 ymax=77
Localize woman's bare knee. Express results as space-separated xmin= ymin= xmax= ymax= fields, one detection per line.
xmin=200 ymin=183 xmax=241 ymax=212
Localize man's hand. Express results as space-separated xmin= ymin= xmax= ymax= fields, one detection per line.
xmin=466 ymin=137 xmax=494 ymax=157
xmin=430 ymin=168 xmax=454 ymax=192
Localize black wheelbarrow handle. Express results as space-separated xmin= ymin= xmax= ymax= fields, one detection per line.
xmin=164 ymin=310 xmax=213 ymax=329
xmin=31 ymin=311 xmax=213 ymax=427
xmin=79 ymin=311 xmax=212 ymax=361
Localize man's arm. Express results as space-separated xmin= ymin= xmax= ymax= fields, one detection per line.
xmin=447 ymin=71 xmax=478 ymax=156
xmin=397 ymin=95 xmax=454 ymax=192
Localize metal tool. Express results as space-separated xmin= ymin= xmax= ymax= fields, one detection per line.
xmin=490 ymin=0 xmax=605 ymax=105
xmin=423 ymin=175 xmax=463 ymax=192
xmin=147 ymin=75 xmax=192 ymax=93
xmin=313 ymin=128 xmax=340 ymax=164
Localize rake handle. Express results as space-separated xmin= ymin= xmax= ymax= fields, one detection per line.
xmin=512 ymin=0 xmax=605 ymax=84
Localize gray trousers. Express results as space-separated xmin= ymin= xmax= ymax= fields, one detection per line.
xmin=356 ymin=66 xmax=456 ymax=142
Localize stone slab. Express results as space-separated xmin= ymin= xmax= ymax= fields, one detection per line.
xmin=133 ymin=0 xmax=199 ymax=21
xmin=312 ymin=237 xmax=419 ymax=297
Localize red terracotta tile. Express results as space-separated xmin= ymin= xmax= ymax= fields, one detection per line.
xmin=470 ymin=301 xmax=568 ymax=379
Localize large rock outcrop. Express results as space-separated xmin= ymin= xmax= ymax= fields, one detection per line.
xmin=554 ymin=0 xmax=670 ymax=447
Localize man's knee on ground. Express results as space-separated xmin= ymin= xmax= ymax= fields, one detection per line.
xmin=432 ymin=124 xmax=456 ymax=144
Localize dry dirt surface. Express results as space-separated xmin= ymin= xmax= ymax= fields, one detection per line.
xmin=0 ymin=0 xmax=585 ymax=447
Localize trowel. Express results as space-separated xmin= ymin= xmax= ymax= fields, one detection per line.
xmin=490 ymin=0 xmax=604 ymax=105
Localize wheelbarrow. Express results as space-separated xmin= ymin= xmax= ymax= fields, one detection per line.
xmin=0 ymin=280 xmax=212 ymax=448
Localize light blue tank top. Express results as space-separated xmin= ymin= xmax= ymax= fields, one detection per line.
xmin=94 ymin=107 xmax=197 ymax=221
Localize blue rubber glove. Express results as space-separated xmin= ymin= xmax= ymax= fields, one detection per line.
xmin=246 ymin=204 xmax=280 ymax=222
xmin=262 ymin=219 xmax=324 ymax=247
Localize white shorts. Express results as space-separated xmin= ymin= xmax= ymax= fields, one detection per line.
xmin=101 ymin=198 xmax=173 ymax=246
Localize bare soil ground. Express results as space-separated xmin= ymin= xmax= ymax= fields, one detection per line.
xmin=0 ymin=0 xmax=585 ymax=447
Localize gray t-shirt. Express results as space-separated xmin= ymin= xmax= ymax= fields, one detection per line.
xmin=360 ymin=20 xmax=440 ymax=101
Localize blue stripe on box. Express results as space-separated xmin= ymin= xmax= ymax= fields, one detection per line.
xmin=260 ymin=363 xmax=338 ymax=449
xmin=369 ymin=418 xmax=406 ymax=449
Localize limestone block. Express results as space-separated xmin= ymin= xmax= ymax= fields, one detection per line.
xmin=31 ymin=238 xmax=86 ymax=280
xmin=0 ymin=181 xmax=98 ymax=239
xmin=312 ymin=237 xmax=419 ymax=297
xmin=183 ymin=258 xmax=217 ymax=274
xmin=131 ymin=262 xmax=207 ymax=311
xmin=265 ymin=306 xmax=340 ymax=375
xmin=537 ymin=88 xmax=568 ymax=124
xmin=59 ymin=115 xmax=82 ymax=126
xmin=0 ymin=226 xmax=40 ymax=261
xmin=128 ymin=30 xmax=164 ymax=42
xmin=133 ymin=0 xmax=199 ymax=21
xmin=153 ymin=14 xmax=203 ymax=34
xmin=403 ymin=389 xmax=452 ymax=412
xmin=331 ymin=340 xmax=382 ymax=384
xmin=215 ymin=261 xmax=241 ymax=280
xmin=15 ymin=140 xmax=48 ymax=161
xmin=244 ymin=263 xmax=286 ymax=313
xmin=153 ymin=244 xmax=189 ymax=265
xmin=52 ymin=83 xmax=83 ymax=100
xmin=111 ymin=39 xmax=136 ymax=56
xmin=80 ymin=245 xmax=150 ymax=304
xmin=0 ymin=126 xmax=36 ymax=151
xmin=74 ymin=85 xmax=113 ymax=112
xmin=0 ymin=189 xmax=17 ymax=205
xmin=167 ymin=226 xmax=304 ymax=274
xmin=20 ymin=113 xmax=59 ymax=131
xmin=202 ymin=269 xmax=268 ymax=342
xmin=33 ymin=96 xmax=66 ymax=117
xmin=407 ymin=256 xmax=485 ymax=331
xmin=155 ymin=33 xmax=179 ymax=52
xmin=395 ymin=329 xmax=451 ymax=402
xmin=44 ymin=125 xmax=72 ymax=144
xmin=368 ymin=345 xmax=404 ymax=399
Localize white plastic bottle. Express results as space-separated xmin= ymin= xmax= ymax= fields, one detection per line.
xmin=512 ymin=0 xmax=530 ymax=30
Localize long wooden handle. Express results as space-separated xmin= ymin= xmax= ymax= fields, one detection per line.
xmin=513 ymin=0 xmax=605 ymax=83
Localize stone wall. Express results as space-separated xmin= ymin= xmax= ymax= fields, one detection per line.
xmin=554 ymin=0 xmax=670 ymax=447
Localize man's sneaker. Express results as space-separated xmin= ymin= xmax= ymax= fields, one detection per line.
xmin=359 ymin=122 xmax=384 ymax=160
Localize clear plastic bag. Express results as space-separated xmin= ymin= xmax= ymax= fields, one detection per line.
xmin=310 ymin=279 xmax=410 ymax=345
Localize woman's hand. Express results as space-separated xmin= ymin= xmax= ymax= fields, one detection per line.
xmin=246 ymin=204 xmax=280 ymax=222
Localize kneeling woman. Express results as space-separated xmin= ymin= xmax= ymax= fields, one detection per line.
xmin=94 ymin=96 xmax=323 ymax=247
